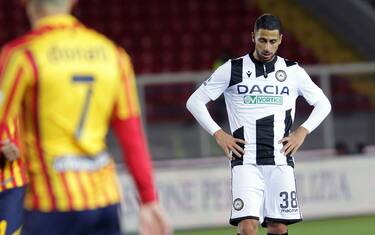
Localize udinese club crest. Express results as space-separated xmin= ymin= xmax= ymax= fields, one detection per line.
xmin=233 ymin=198 xmax=244 ymax=211
xmin=275 ymin=70 xmax=287 ymax=82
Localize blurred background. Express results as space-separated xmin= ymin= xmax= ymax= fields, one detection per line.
xmin=1 ymin=0 xmax=375 ymax=234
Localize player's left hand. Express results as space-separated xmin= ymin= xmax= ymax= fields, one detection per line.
xmin=139 ymin=201 xmax=173 ymax=235
xmin=278 ymin=126 xmax=309 ymax=156
xmin=0 ymin=140 xmax=20 ymax=161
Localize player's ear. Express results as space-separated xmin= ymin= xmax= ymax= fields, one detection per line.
xmin=279 ymin=33 xmax=283 ymax=44
xmin=69 ymin=0 xmax=78 ymax=10
xmin=251 ymin=32 xmax=255 ymax=43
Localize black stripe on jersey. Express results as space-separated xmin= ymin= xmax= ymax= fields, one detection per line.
xmin=284 ymin=59 xmax=297 ymax=67
xmin=229 ymin=58 xmax=243 ymax=87
xmin=264 ymin=61 xmax=276 ymax=77
xmin=255 ymin=63 xmax=265 ymax=78
xmin=284 ymin=109 xmax=294 ymax=167
xmin=256 ymin=114 xmax=275 ymax=165
xmin=249 ymin=53 xmax=277 ymax=78
xmin=231 ymin=126 xmax=244 ymax=168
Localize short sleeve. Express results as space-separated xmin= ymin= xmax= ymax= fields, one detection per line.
xmin=200 ymin=60 xmax=231 ymax=101
xmin=296 ymin=66 xmax=324 ymax=106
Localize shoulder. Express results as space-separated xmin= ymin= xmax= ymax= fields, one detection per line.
xmin=2 ymin=24 xmax=73 ymax=52
xmin=277 ymin=56 xmax=307 ymax=76
xmin=230 ymin=54 xmax=248 ymax=63
xmin=81 ymin=26 xmax=119 ymax=51
xmin=0 ymin=32 xmax=41 ymax=66
xmin=1 ymin=32 xmax=38 ymax=55
xmin=223 ymin=54 xmax=248 ymax=70
xmin=276 ymin=56 xmax=299 ymax=68
xmin=211 ymin=54 xmax=248 ymax=76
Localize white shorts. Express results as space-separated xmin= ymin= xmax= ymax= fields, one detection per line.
xmin=230 ymin=164 xmax=302 ymax=227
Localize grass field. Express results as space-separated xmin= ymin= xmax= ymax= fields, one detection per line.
xmin=175 ymin=215 xmax=375 ymax=235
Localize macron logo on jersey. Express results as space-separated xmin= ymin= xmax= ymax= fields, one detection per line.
xmin=237 ymin=85 xmax=289 ymax=105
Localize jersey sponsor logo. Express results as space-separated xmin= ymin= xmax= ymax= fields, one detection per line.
xmin=237 ymin=84 xmax=289 ymax=95
xmin=244 ymin=95 xmax=283 ymax=105
xmin=233 ymin=198 xmax=244 ymax=211
xmin=53 ymin=152 xmax=110 ymax=172
xmin=275 ymin=70 xmax=287 ymax=82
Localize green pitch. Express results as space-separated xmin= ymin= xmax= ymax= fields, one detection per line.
xmin=175 ymin=215 xmax=375 ymax=235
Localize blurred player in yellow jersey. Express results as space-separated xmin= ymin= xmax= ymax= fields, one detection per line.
xmin=0 ymin=119 xmax=27 ymax=235
xmin=0 ymin=0 xmax=171 ymax=234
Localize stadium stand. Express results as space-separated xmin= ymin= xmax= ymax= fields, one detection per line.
xmin=73 ymin=0 xmax=322 ymax=121
xmin=0 ymin=0 xmax=373 ymax=132
xmin=255 ymin=0 xmax=374 ymax=112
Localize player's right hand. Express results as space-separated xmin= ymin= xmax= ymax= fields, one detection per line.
xmin=139 ymin=201 xmax=173 ymax=235
xmin=0 ymin=140 xmax=20 ymax=161
xmin=213 ymin=129 xmax=246 ymax=160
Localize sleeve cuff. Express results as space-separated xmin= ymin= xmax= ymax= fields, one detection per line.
xmin=140 ymin=188 xmax=158 ymax=204
xmin=300 ymin=124 xmax=312 ymax=134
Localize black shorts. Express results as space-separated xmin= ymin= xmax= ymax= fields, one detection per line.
xmin=0 ymin=186 xmax=26 ymax=235
xmin=21 ymin=204 xmax=122 ymax=235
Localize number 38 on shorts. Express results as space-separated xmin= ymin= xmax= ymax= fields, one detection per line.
xmin=230 ymin=164 xmax=302 ymax=226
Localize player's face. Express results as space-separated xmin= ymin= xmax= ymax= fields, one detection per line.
xmin=252 ymin=29 xmax=282 ymax=62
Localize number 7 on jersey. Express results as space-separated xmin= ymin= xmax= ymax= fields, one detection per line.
xmin=72 ymin=75 xmax=95 ymax=139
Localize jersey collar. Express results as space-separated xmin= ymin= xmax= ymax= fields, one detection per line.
xmin=35 ymin=14 xmax=81 ymax=29
xmin=249 ymin=53 xmax=278 ymax=78
xmin=249 ymin=52 xmax=278 ymax=66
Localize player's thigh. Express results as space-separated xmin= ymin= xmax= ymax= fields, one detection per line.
xmin=22 ymin=204 xmax=121 ymax=235
xmin=0 ymin=186 xmax=26 ymax=235
xmin=230 ymin=164 xmax=265 ymax=226
xmin=263 ymin=165 xmax=302 ymax=226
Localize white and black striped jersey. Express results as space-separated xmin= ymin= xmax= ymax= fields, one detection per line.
xmin=200 ymin=53 xmax=325 ymax=166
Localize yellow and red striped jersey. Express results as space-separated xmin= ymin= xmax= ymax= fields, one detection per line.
xmin=0 ymin=118 xmax=28 ymax=192
xmin=0 ymin=14 xmax=156 ymax=212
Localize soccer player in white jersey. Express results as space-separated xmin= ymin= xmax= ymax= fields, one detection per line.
xmin=186 ymin=14 xmax=331 ymax=235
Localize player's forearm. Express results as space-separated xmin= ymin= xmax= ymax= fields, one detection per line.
xmin=186 ymin=88 xmax=221 ymax=136
xmin=111 ymin=117 xmax=157 ymax=203
xmin=301 ymin=95 xmax=332 ymax=133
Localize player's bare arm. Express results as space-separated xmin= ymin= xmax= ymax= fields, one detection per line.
xmin=0 ymin=140 xmax=20 ymax=161
xmin=279 ymin=126 xmax=309 ymax=156
xmin=214 ymin=129 xmax=246 ymax=159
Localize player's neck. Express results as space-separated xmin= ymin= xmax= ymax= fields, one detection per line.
xmin=251 ymin=51 xmax=276 ymax=64
xmin=27 ymin=3 xmax=71 ymax=29
xmin=29 ymin=11 xmax=70 ymax=28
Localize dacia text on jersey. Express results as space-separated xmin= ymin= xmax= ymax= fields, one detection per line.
xmin=237 ymin=84 xmax=289 ymax=105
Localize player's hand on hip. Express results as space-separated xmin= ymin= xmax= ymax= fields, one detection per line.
xmin=139 ymin=201 xmax=173 ymax=235
xmin=0 ymin=140 xmax=20 ymax=161
xmin=279 ymin=126 xmax=309 ymax=156
xmin=213 ymin=129 xmax=246 ymax=160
